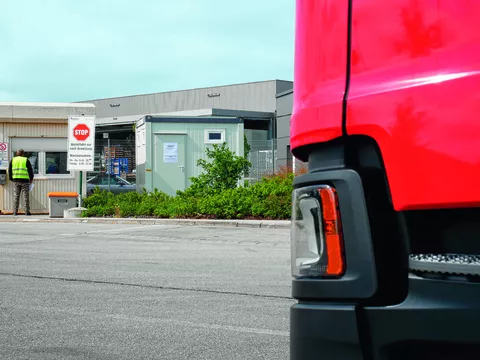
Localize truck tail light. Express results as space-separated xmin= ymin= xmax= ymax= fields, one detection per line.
xmin=291 ymin=185 xmax=345 ymax=278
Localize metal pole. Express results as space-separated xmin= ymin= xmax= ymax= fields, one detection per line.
xmin=107 ymin=137 xmax=111 ymax=192
xmin=79 ymin=171 xmax=83 ymax=207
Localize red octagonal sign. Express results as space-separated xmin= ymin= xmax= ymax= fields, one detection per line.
xmin=73 ymin=124 xmax=90 ymax=141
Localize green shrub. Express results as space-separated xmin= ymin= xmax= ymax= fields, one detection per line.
xmin=83 ymin=189 xmax=115 ymax=208
xmin=82 ymin=205 xmax=116 ymax=218
xmin=82 ymin=149 xmax=299 ymax=220
xmin=197 ymin=187 xmax=254 ymax=219
xmin=193 ymin=142 xmax=251 ymax=194
xmin=153 ymin=195 xmax=198 ymax=218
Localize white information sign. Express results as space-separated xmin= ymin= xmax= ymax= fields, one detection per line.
xmin=0 ymin=142 xmax=8 ymax=170
xmin=163 ymin=142 xmax=178 ymax=163
xmin=67 ymin=115 xmax=96 ymax=171
xmin=136 ymin=122 xmax=146 ymax=165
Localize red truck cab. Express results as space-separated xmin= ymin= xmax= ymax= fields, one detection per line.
xmin=290 ymin=1 xmax=480 ymax=359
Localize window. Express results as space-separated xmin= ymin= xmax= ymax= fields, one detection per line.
xmin=10 ymin=138 xmax=72 ymax=178
xmin=209 ymin=132 xmax=222 ymax=141
xmin=205 ymin=129 xmax=225 ymax=144
xmin=46 ymin=152 xmax=69 ymax=174
xmin=91 ymin=175 xmax=130 ymax=186
xmin=99 ymin=177 xmax=115 ymax=185
xmin=87 ymin=176 xmax=99 ymax=185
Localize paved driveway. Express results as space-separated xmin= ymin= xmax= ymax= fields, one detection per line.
xmin=0 ymin=223 xmax=293 ymax=360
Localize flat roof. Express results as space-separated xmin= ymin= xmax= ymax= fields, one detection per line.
xmin=0 ymin=102 xmax=95 ymax=108
xmin=81 ymin=79 xmax=292 ymax=102
xmin=145 ymin=116 xmax=243 ymax=124
xmin=95 ymin=108 xmax=274 ymax=127
xmin=0 ymin=102 xmax=96 ymax=121
xmin=276 ymin=89 xmax=293 ymax=98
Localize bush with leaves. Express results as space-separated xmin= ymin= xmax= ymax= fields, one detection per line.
xmin=190 ymin=142 xmax=251 ymax=194
xmin=81 ymin=150 xmax=307 ymax=220
xmin=136 ymin=189 xmax=171 ymax=217
xmin=82 ymin=187 xmax=115 ymax=209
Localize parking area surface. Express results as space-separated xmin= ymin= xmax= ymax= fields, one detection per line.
xmin=0 ymin=223 xmax=292 ymax=360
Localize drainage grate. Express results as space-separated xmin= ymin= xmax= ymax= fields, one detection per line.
xmin=409 ymin=254 xmax=480 ymax=276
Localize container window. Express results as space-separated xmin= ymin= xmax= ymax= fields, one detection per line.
xmin=209 ymin=132 xmax=222 ymax=140
xmin=45 ymin=152 xmax=69 ymax=175
xmin=10 ymin=137 xmax=72 ymax=179
xmin=205 ymin=129 xmax=225 ymax=144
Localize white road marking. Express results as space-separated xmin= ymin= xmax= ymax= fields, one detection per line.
xmin=10 ymin=305 xmax=289 ymax=337
xmin=58 ymin=224 xmax=179 ymax=236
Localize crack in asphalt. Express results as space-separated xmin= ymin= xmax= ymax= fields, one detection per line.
xmin=0 ymin=272 xmax=293 ymax=301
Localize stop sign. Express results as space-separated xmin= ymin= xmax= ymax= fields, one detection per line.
xmin=73 ymin=124 xmax=90 ymax=141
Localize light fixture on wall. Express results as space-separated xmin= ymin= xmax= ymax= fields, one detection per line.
xmin=109 ymin=104 xmax=120 ymax=107
xmin=207 ymin=93 xmax=220 ymax=98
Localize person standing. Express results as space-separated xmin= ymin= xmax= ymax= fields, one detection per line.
xmin=8 ymin=149 xmax=34 ymax=216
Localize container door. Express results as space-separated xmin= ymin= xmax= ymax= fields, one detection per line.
xmin=154 ymin=134 xmax=186 ymax=195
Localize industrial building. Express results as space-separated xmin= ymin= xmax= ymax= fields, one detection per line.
xmin=275 ymin=89 xmax=306 ymax=171
xmin=0 ymin=80 xmax=297 ymax=214
xmin=276 ymin=89 xmax=294 ymax=169
xmin=0 ymin=102 xmax=95 ymax=214
xmin=80 ymin=80 xmax=294 ymax=181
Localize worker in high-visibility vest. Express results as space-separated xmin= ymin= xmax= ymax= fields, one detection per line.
xmin=8 ymin=149 xmax=34 ymax=216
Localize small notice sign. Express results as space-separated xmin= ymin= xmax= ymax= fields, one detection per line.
xmin=163 ymin=142 xmax=178 ymax=163
xmin=0 ymin=142 xmax=9 ymax=170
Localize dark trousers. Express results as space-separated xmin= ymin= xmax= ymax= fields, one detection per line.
xmin=13 ymin=182 xmax=30 ymax=213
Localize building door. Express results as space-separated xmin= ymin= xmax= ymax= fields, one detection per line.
xmin=154 ymin=134 xmax=186 ymax=195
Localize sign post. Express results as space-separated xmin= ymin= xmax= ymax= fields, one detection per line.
xmin=68 ymin=115 xmax=96 ymax=206
xmin=104 ymin=132 xmax=110 ymax=192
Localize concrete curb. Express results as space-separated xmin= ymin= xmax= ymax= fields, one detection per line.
xmin=0 ymin=216 xmax=291 ymax=229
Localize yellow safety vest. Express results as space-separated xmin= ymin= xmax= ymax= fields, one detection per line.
xmin=12 ymin=156 xmax=30 ymax=180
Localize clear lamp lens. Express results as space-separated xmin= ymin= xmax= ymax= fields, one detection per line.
xmin=291 ymin=185 xmax=345 ymax=278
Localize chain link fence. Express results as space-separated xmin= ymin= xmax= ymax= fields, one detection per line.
xmin=246 ymin=139 xmax=277 ymax=183
xmin=86 ymin=136 xmax=278 ymax=186
xmin=87 ymin=137 xmax=137 ymax=184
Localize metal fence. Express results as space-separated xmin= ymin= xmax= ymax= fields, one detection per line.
xmin=246 ymin=139 xmax=277 ymax=183
xmin=87 ymin=138 xmax=137 ymax=184
xmin=85 ymin=137 xmax=277 ymax=185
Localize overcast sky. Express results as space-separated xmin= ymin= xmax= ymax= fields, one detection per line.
xmin=0 ymin=0 xmax=294 ymax=102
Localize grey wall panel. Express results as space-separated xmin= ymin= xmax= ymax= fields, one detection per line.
xmin=276 ymin=80 xmax=294 ymax=95
xmin=276 ymin=137 xmax=291 ymax=165
xmin=275 ymin=91 xmax=294 ymax=169
xmin=276 ymin=92 xmax=293 ymax=116
xmin=84 ymin=81 xmax=283 ymax=119
xmin=4 ymin=178 xmax=77 ymax=212
xmin=136 ymin=163 xmax=146 ymax=192
xmin=276 ymin=115 xmax=291 ymax=139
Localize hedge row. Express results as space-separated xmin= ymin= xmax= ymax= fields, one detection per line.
xmin=82 ymin=172 xmax=295 ymax=220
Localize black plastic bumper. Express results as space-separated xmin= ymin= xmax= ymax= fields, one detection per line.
xmin=292 ymin=169 xmax=378 ymax=300
xmin=291 ymin=275 xmax=480 ymax=360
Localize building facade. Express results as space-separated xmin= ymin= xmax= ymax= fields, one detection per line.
xmin=84 ymin=80 xmax=293 ymax=121
xmin=275 ymin=89 xmax=294 ymax=169
xmin=137 ymin=116 xmax=245 ymax=195
xmin=0 ymin=102 xmax=95 ymax=213
xmin=82 ymin=80 xmax=293 ymax=182
xmin=276 ymin=90 xmax=306 ymax=171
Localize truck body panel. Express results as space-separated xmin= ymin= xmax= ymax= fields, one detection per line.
xmin=347 ymin=0 xmax=480 ymax=211
xmin=290 ymin=1 xmax=480 ymax=359
xmin=290 ymin=0 xmax=348 ymax=149
xmin=291 ymin=0 xmax=480 ymax=211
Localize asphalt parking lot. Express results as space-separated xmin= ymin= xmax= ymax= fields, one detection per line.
xmin=0 ymin=222 xmax=293 ymax=360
